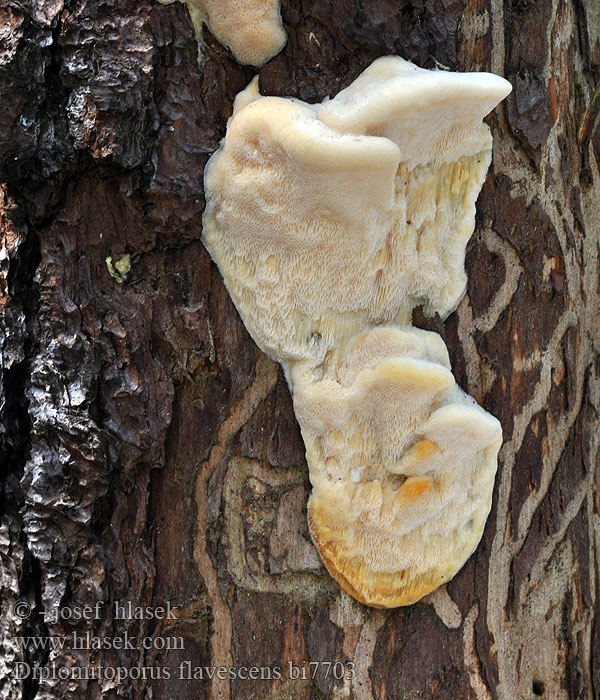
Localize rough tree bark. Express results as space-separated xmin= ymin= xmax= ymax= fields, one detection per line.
xmin=0 ymin=1 xmax=598 ymax=699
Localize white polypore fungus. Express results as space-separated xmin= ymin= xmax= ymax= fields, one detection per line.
xmin=160 ymin=0 xmax=286 ymax=67
xmin=202 ymin=57 xmax=511 ymax=363
xmin=201 ymin=56 xmax=511 ymax=607
xmin=290 ymin=326 xmax=502 ymax=607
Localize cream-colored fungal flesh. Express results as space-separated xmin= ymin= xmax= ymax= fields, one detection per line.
xmin=291 ymin=327 xmax=502 ymax=607
xmin=202 ymin=57 xmax=512 ymax=363
xmin=201 ymin=56 xmax=511 ymax=607
xmin=160 ymin=0 xmax=286 ymax=67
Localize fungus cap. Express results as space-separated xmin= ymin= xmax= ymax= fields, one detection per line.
xmin=202 ymin=57 xmax=512 ymax=363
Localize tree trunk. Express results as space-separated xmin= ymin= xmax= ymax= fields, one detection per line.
xmin=0 ymin=1 xmax=598 ymax=699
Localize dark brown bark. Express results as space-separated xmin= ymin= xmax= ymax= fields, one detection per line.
xmin=0 ymin=1 xmax=598 ymax=699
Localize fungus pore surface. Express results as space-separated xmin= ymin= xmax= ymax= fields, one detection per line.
xmin=160 ymin=0 xmax=286 ymax=67
xmin=202 ymin=57 xmax=511 ymax=607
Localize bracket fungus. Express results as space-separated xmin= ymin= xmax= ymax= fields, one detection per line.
xmin=202 ymin=56 xmax=511 ymax=607
xmin=160 ymin=0 xmax=286 ymax=67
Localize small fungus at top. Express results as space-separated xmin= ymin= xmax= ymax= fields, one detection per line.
xmin=160 ymin=0 xmax=286 ymax=67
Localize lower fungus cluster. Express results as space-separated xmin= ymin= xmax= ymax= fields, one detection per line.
xmin=293 ymin=326 xmax=502 ymax=607
xmin=202 ymin=56 xmax=511 ymax=607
